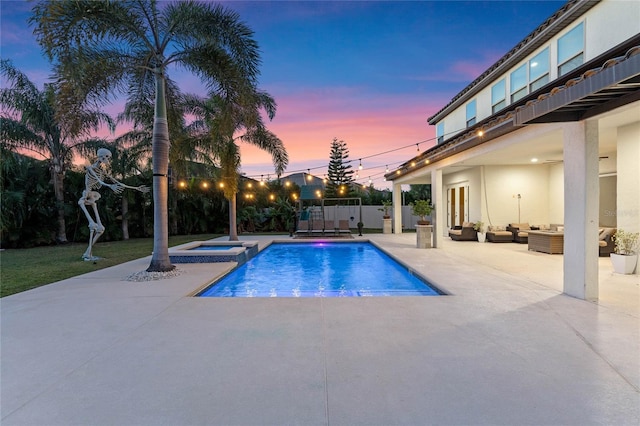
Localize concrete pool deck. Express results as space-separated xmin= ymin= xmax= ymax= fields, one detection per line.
xmin=1 ymin=234 xmax=638 ymax=425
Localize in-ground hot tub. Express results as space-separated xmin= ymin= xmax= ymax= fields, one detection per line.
xmin=168 ymin=241 xmax=259 ymax=264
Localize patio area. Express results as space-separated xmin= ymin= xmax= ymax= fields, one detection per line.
xmin=1 ymin=233 xmax=638 ymax=425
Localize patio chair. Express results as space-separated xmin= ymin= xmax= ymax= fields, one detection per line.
xmin=599 ymin=227 xmax=616 ymax=257
xmin=449 ymin=222 xmax=478 ymax=241
xmin=324 ymin=220 xmax=338 ymax=236
xmin=507 ymin=223 xmax=532 ymax=243
xmin=310 ymin=219 xmax=324 ymax=235
xmin=338 ymin=220 xmax=352 ymax=235
xmin=295 ymin=220 xmax=310 ymax=236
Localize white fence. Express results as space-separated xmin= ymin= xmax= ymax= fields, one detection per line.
xmin=306 ymin=205 xmax=428 ymax=231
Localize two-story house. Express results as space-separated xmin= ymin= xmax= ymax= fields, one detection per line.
xmin=386 ymin=0 xmax=640 ymax=300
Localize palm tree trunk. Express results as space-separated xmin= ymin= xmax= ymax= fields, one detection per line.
xmin=170 ymin=194 xmax=178 ymax=235
xmin=147 ymin=69 xmax=174 ymax=272
xmin=52 ymin=167 xmax=68 ymax=244
xmin=121 ymin=195 xmax=129 ymax=240
xmin=229 ymin=193 xmax=239 ymax=241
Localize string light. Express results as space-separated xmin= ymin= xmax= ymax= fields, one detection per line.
xmin=385 ymin=165 xmax=389 ymax=173
xmin=416 ymin=143 xmax=420 ymax=152
xmin=358 ymin=159 xmax=363 ymax=170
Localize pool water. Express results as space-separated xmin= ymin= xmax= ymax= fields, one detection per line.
xmin=198 ymin=242 xmax=442 ymax=297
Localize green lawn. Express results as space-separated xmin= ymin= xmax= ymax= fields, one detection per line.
xmin=0 ymin=234 xmax=221 ymax=297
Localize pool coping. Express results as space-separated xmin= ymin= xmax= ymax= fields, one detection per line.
xmin=168 ymin=240 xmax=259 ymax=264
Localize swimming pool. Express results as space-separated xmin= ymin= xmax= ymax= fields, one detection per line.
xmin=198 ymin=242 xmax=442 ymax=297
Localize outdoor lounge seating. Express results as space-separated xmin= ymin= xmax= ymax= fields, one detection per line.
xmin=508 ymin=223 xmax=534 ymax=243
xmin=310 ymin=219 xmax=325 ymax=235
xmin=338 ymin=220 xmax=351 ymax=235
xmin=295 ymin=220 xmax=310 ymax=235
xmin=486 ymin=225 xmax=513 ymax=242
xmin=449 ymin=222 xmax=478 ymax=241
xmin=599 ymin=227 xmax=616 ymax=257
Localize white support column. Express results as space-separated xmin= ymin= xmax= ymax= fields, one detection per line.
xmin=563 ymin=121 xmax=599 ymax=300
xmin=392 ymin=183 xmax=403 ymax=234
xmin=617 ymin=122 xmax=640 ymax=252
xmin=432 ymin=168 xmax=443 ymax=248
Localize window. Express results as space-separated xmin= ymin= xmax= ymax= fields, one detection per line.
xmin=466 ymin=100 xmax=476 ymax=127
xmin=491 ymin=79 xmax=506 ymax=114
xmin=510 ymin=63 xmax=527 ymax=102
xmin=436 ymin=122 xmax=444 ymax=144
xmin=529 ymin=48 xmax=549 ymax=92
xmin=558 ymin=22 xmax=584 ymax=76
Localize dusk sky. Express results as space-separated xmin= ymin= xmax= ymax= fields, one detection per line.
xmin=1 ymin=0 xmax=564 ymax=188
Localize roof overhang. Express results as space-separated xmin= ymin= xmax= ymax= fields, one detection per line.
xmin=515 ymin=48 xmax=640 ymax=125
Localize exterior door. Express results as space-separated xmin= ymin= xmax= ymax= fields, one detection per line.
xmin=447 ymin=183 xmax=469 ymax=228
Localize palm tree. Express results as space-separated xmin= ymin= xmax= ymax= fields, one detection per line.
xmin=0 ymin=59 xmax=114 ymax=243
xmin=188 ymin=90 xmax=288 ymax=241
xmin=32 ymin=0 xmax=262 ymax=271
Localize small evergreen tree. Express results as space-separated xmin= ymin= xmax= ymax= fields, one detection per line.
xmin=326 ymin=137 xmax=355 ymax=197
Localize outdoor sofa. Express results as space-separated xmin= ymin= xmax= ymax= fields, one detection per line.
xmin=486 ymin=225 xmax=513 ymax=243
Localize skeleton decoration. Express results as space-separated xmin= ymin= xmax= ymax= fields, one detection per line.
xmin=79 ymin=148 xmax=149 ymax=261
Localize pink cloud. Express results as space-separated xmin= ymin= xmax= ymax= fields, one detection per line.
xmin=407 ymin=50 xmax=504 ymax=83
xmin=237 ymin=87 xmax=441 ymax=188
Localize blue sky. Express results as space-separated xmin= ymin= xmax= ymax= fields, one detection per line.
xmin=1 ymin=0 xmax=564 ymax=187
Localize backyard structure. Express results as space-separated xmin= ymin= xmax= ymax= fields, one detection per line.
xmin=387 ymin=0 xmax=640 ymax=299
xmin=295 ymin=189 xmax=362 ymax=237
xmin=78 ymin=148 xmax=149 ymax=261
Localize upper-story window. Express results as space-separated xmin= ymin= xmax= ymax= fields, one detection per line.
xmin=558 ymin=22 xmax=584 ymax=76
xmin=436 ymin=122 xmax=444 ymax=144
xmin=510 ymin=63 xmax=527 ymax=102
xmin=529 ymin=47 xmax=549 ymax=92
xmin=491 ymin=79 xmax=506 ymax=114
xmin=466 ymin=100 xmax=476 ymax=127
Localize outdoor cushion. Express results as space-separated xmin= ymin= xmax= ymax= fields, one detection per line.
xmin=492 ymin=231 xmax=512 ymax=236
xmin=488 ymin=225 xmax=506 ymax=232
xmin=510 ymin=223 xmax=531 ymax=230
xmin=449 ymin=229 xmax=462 ymax=236
xmin=599 ymin=227 xmax=615 ymax=240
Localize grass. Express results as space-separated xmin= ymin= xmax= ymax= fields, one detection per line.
xmin=0 ymin=234 xmax=221 ymax=297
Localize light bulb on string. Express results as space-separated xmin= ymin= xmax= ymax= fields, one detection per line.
xmin=358 ymin=159 xmax=363 ymax=170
